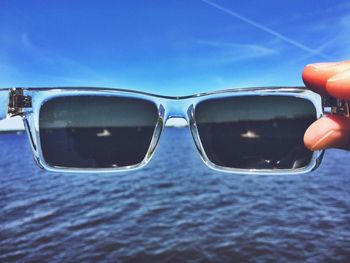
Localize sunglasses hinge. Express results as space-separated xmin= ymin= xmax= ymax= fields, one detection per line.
xmin=322 ymin=95 xmax=350 ymax=117
xmin=8 ymin=88 xmax=32 ymax=117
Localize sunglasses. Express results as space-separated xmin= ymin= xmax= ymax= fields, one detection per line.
xmin=0 ymin=87 xmax=347 ymax=175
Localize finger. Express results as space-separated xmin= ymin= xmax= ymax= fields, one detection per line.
xmin=302 ymin=61 xmax=350 ymax=96
xmin=304 ymin=115 xmax=350 ymax=150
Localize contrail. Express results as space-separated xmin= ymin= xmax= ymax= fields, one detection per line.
xmin=200 ymin=0 xmax=333 ymax=60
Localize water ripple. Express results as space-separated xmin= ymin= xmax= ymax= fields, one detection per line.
xmin=1 ymin=131 xmax=350 ymax=262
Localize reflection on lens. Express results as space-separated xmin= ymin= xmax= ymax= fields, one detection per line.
xmin=195 ymin=96 xmax=317 ymax=170
xmin=39 ymin=96 xmax=158 ymax=169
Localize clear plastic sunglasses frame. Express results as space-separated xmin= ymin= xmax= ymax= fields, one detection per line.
xmin=0 ymin=86 xmax=348 ymax=175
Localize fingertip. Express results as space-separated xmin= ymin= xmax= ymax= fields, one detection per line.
xmin=302 ymin=62 xmax=340 ymax=95
xmin=304 ymin=116 xmax=350 ymax=150
xmin=303 ymin=123 xmax=317 ymax=150
xmin=302 ymin=61 xmax=350 ymax=96
xmin=303 ymin=119 xmax=330 ymax=150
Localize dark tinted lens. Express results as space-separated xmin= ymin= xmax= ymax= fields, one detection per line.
xmin=39 ymin=96 xmax=158 ymax=169
xmin=195 ymin=96 xmax=317 ymax=170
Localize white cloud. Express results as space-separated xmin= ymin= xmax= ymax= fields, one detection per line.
xmin=200 ymin=0 xmax=333 ymax=60
xmin=3 ymin=32 xmax=114 ymax=86
xmin=193 ymin=40 xmax=278 ymax=65
xmin=299 ymin=14 xmax=350 ymax=61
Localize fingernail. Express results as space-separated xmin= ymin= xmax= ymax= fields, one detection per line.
xmin=310 ymin=130 xmax=336 ymax=150
xmin=308 ymin=62 xmax=337 ymax=69
xmin=327 ymin=70 xmax=350 ymax=82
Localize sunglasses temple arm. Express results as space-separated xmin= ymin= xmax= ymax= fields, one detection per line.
xmin=322 ymin=95 xmax=350 ymax=118
xmin=0 ymin=88 xmax=32 ymax=121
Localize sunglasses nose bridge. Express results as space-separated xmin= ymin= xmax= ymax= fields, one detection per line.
xmin=163 ymin=99 xmax=190 ymax=122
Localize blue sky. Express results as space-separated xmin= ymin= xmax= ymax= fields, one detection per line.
xmin=1 ymin=0 xmax=350 ymax=96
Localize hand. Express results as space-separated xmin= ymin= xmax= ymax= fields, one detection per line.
xmin=303 ymin=61 xmax=350 ymax=150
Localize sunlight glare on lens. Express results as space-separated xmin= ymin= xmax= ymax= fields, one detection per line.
xmin=96 ymin=129 xmax=112 ymax=137
xmin=240 ymin=130 xmax=260 ymax=139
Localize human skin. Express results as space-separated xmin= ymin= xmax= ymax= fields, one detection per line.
xmin=303 ymin=61 xmax=350 ymax=150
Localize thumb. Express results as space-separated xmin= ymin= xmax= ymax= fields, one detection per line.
xmin=304 ymin=115 xmax=350 ymax=150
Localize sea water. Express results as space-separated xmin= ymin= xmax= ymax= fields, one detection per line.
xmin=1 ymin=129 xmax=350 ymax=262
